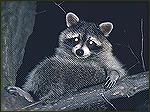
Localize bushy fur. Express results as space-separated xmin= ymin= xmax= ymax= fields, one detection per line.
xmin=23 ymin=50 xmax=107 ymax=99
xmin=22 ymin=13 xmax=126 ymax=101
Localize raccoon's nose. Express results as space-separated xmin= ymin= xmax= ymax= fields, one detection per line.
xmin=76 ymin=49 xmax=84 ymax=56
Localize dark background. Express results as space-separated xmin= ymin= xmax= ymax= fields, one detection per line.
xmin=16 ymin=1 xmax=149 ymax=111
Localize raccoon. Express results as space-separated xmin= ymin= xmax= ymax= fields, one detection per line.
xmin=8 ymin=12 xmax=126 ymax=102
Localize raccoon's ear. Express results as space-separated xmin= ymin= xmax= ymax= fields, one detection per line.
xmin=99 ymin=22 xmax=113 ymax=37
xmin=66 ymin=12 xmax=79 ymax=27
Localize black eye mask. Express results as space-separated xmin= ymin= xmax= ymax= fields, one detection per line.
xmin=86 ymin=39 xmax=102 ymax=52
xmin=64 ymin=36 xmax=80 ymax=48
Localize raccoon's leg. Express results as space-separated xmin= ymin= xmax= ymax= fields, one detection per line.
xmin=104 ymin=70 xmax=120 ymax=89
xmin=7 ymin=86 xmax=34 ymax=102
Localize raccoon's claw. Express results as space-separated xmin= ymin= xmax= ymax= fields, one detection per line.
xmin=104 ymin=70 xmax=119 ymax=89
xmin=105 ymin=77 xmax=116 ymax=88
xmin=7 ymin=86 xmax=34 ymax=102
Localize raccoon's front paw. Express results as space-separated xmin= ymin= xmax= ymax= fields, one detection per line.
xmin=104 ymin=70 xmax=120 ymax=89
xmin=6 ymin=86 xmax=34 ymax=102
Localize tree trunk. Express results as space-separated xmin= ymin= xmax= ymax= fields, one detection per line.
xmin=1 ymin=1 xmax=36 ymax=110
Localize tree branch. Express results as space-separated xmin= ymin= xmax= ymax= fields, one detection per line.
xmin=19 ymin=71 xmax=148 ymax=111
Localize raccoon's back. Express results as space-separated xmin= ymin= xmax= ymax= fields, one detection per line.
xmin=23 ymin=55 xmax=106 ymax=98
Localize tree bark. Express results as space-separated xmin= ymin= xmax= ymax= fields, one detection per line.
xmin=1 ymin=1 xmax=36 ymax=110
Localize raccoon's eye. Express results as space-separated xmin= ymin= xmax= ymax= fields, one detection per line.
xmin=89 ymin=41 xmax=94 ymax=45
xmin=87 ymin=40 xmax=101 ymax=51
xmin=88 ymin=40 xmax=97 ymax=47
xmin=64 ymin=36 xmax=80 ymax=48
xmin=70 ymin=37 xmax=80 ymax=46
xmin=74 ymin=37 xmax=79 ymax=42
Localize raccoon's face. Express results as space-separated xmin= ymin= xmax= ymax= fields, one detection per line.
xmin=59 ymin=12 xmax=113 ymax=59
xmin=63 ymin=32 xmax=103 ymax=58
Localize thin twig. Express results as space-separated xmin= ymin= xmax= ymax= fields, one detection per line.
xmin=127 ymin=45 xmax=140 ymax=63
xmin=140 ymin=19 xmax=146 ymax=71
xmin=35 ymin=1 xmax=65 ymax=15
xmin=58 ymin=1 xmax=65 ymax=5
xmin=127 ymin=62 xmax=140 ymax=73
xmin=35 ymin=10 xmax=48 ymax=15
xmin=100 ymin=93 xmax=118 ymax=111
xmin=52 ymin=1 xmax=66 ymax=14
xmin=20 ymin=100 xmax=43 ymax=110
xmin=113 ymin=43 xmax=141 ymax=71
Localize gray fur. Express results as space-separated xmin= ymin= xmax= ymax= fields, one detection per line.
xmin=22 ymin=12 xmax=126 ymax=101
xmin=23 ymin=50 xmax=107 ymax=99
